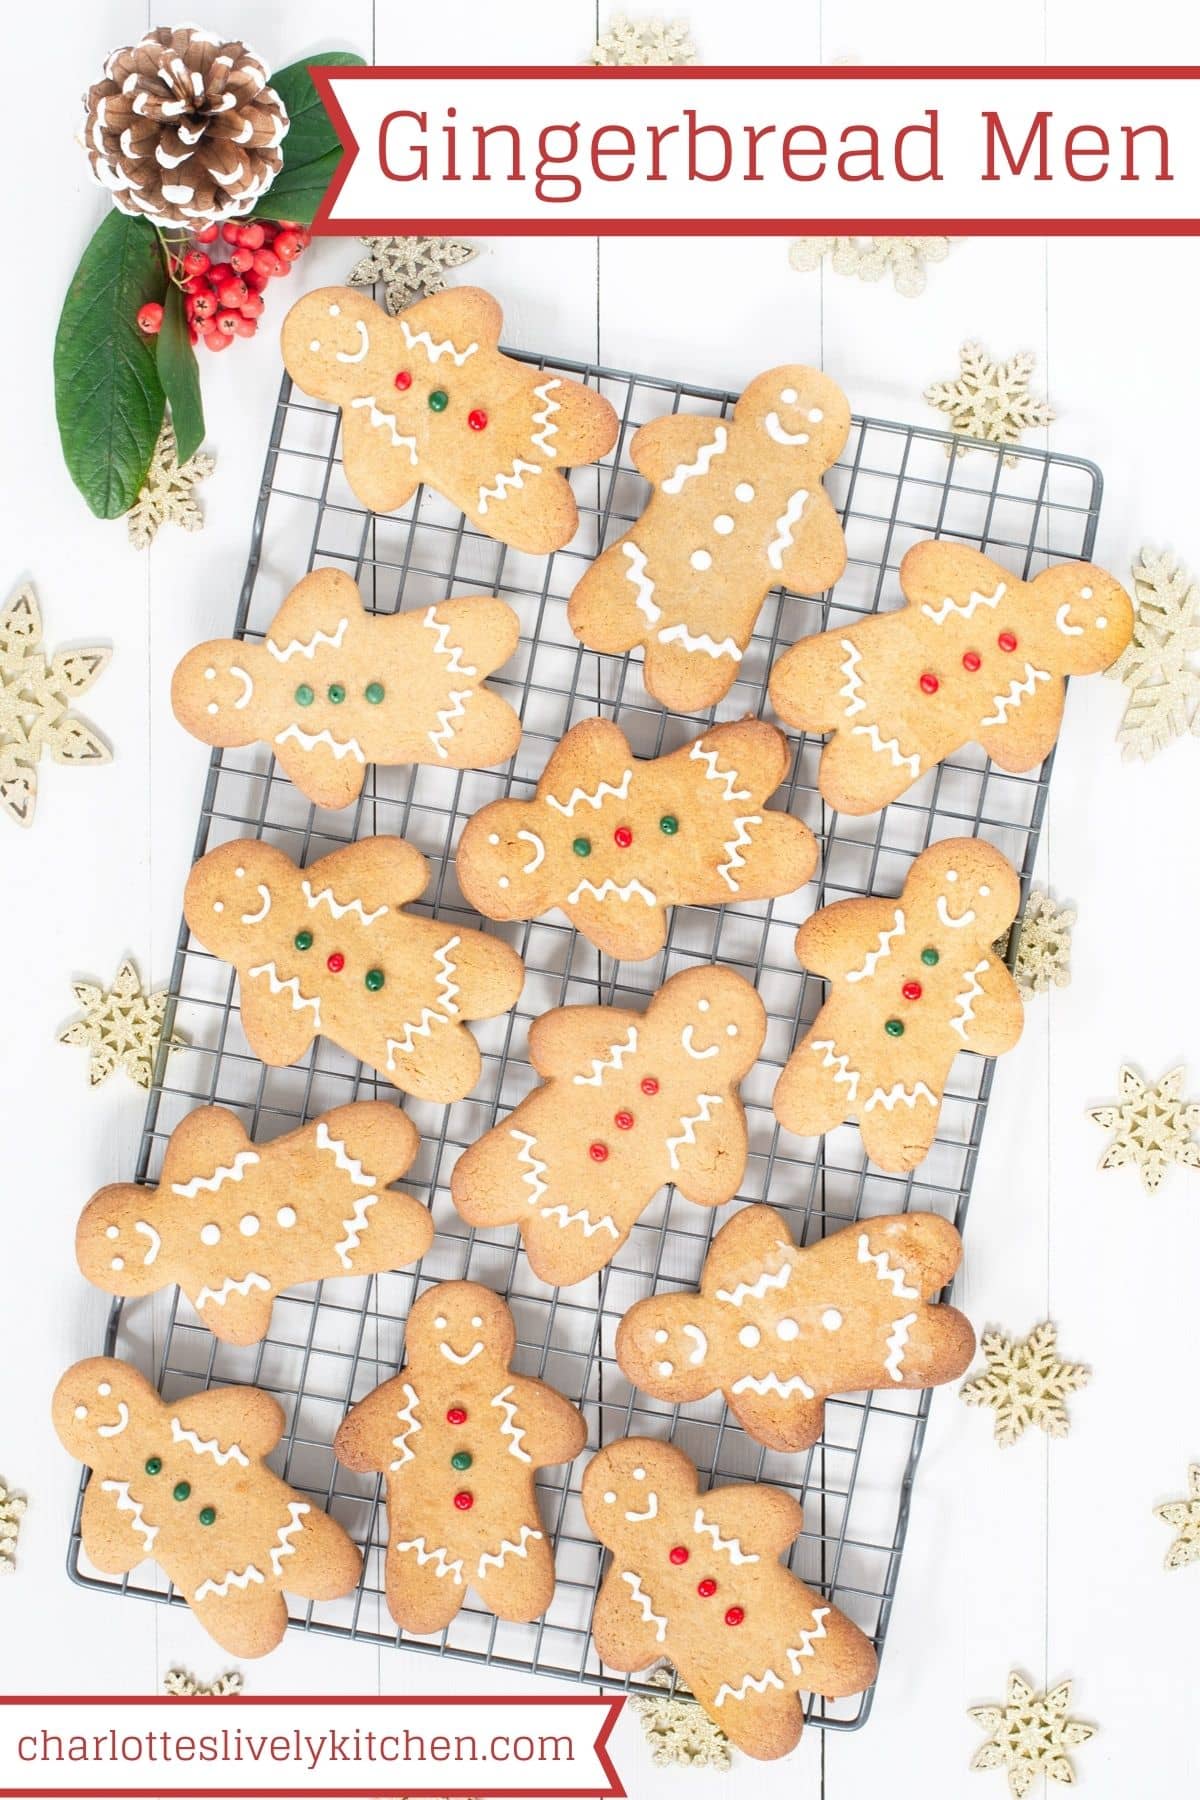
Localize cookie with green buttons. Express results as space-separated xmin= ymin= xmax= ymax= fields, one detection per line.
xmin=172 ymin=568 xmax=522 ymax=809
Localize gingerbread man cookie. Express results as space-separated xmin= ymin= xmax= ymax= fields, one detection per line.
xmin=617 ymin=1206 xmax=974 ymax=1451
xmin=568 ymin=367 xmax=850 ymax=712
xmin=76 ymin=1102 xmax=433 ymax=1345
xmin=452 ymin=966 xmax=766 ymax=1286
xmin=583 ymin=1438 xmax=877 ymax=1759
xmin=52 ymin=1357 xmax=362 ymax=1656
xmin=334 ymin=1283 xmax=586 ymax=1633
xmin=172 ymin=569 xmax=522 ymax=809
xmin=769 ymin=542 xmax=1133 ymax=814
xmin=281 ymin=286 xmax=619 ymax=553
xmin=184 ymin=836 xmax=524 ymax=1100
xmin=456 ymin=717 xmax=817 ymax=961
xmin=773 ymin=837 xmax=1023 ymax=1171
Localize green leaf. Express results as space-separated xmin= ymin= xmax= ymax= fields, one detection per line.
xmin=271 ymin=51 xmax=364 ymax=173
xmin=252 ymin=149 xmax=342 ymax=226
xmin=54 ymin=211 xmax=167 ymax=519
xmin=157 ymin=285 xmax=205 ymax=465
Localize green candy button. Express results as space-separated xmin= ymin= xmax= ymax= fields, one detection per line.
xmin=144 ymin=1456 xmax=162 ymax=1476
xmin=659 ymin=815 xmax=678 ymax=835
xmin=294 ymin=684 xmax=314 ymax=706
xmin=428 ymin=389 xmax=449 ymax=412
xmin=198 ymin=1506 xmax=216 ymax=1526
xmin=294 ymin=930 xmax=313 ymax=951
xmin=365 ymin=968 xmax=385 ymax=992
xmin=365 ymin=681 xmax=385 ymax=704
xmin=572 ymin=837 xmax=591 ymax=857
xmin=920 ymin=946 xmax=939 ymax=967
xmin=173 ymin=1481 xmax=191 ymax=1502
xmin=451 ymin=1451 xmax=472 ymax=1472
xmin=327 ymin=683 xmax=346 ymax=704
xmin=884 ymin=1018 xmax=905 ymax=1038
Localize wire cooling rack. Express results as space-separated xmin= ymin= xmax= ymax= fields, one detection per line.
xmin=70 ymin=344 xmax=1101 ymax=1730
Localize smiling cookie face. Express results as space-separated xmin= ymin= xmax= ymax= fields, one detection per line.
xmin=52 ymin=1358 xmax=155 ymax=1465
xmin=918 ymin=838 xmax=1020 ymax=944
xmin=76 ymin=1189 xmax=166 ymax=1296
xmin=669 ymin=966 xmax=763 ymax=1085
xmin=186 ymin=839 xmax=289 ymax=959
xmin=172 ymin=640 xmax=264 ymax=746
xmin=1037 ymin=563 xmax=1134 ymax=673
xmin=405 ymin=1281 xmax=516 ymax=1376
xmin=735 ymin=365 xmax=852 ymax=467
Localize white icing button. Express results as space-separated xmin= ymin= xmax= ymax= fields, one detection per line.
xmin=945 ymin=869 xmax=958 ymax=883
xmin=713 ymin=513 xmax=734 ymax=535
xmin=110 ymin=1257 xmax=124 ymax=1271
xmin=105 ymin=1225 xmax=119 ymax=1239
xmin=200 ymin=1224 xmax=220 ymax=1246
xmin=239 ymin=1215 xmax=260 ymax=1237
xmin=776 ymin=1318 xmax=800 ymax=1341
xmin=821 ymin=1309 xmax=844 ymax=1331
xmin=738 ymin=1325 xmax=761 ymax=1349
xmin=1096 ymin=615 xmax=1108 ymax=629
xmin=698 ymin=999 xmax=710 ymax=1012
xmin=98 ymin=1383 xmax=111 ymax=1397
xmin=498 ymin=876 xmax=510 ymax=889
xmin=726 ymin=1024 xmax=738 ymax=1037
xmin=206 ymin=703 xmax=218 ymax=715
xmin=204 ymin=668 xmax=215 ymax=680
xmin=471 ymin=1316 xmax=483 ymax=1328
xmin=435 ymin=1316 xmax=447 ymax=1329
xmin=74 ymin=1406 xmax=87 ymax=1420
xmin=308 ymin=339 xmax=321 ymax=352
xmin=734 ymin=482 xmax=755 ymax=502
xmin=1081 ymin=586 xmax=1093 ymax=599
xmin=276 ymin=1207 xmax=297 ymax=1228
xmin=690 ymin=550 xmax=712 ymax=572
xmin=979 ymin=885 xmax=990 ymax=897
xmin=213 ymin=901 xmax=224 ymax=913
xmin=604 ymin=1491 xmax=617 ymax=1504
xmin=658 ymin=1361 xmax=675 ymax=1377
xmin=633 ymin=1466 xmax=646 ymax=1480
xmin=328 ymin=304 xmax=341 ymax=317
xmin=780 ymin=386 xmax=798 ymax=404
xmin=235 ymin=867 xmax=245 ymax=878
xmin=654 ymin=1330 xmax=669 ymax=1345
xmin=808 ymin=408 xmax=824 ymax=423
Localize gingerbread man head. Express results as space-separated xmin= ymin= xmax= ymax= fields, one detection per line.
xmin=172 ymin=636 xmax=264 ymax=748
xmin=732 ymin=364 xmax=851 ymax=470
xmin=913 ymin=836 xmax=1021 ymax=945
xmin=53 ymin=1358 xmax=167 ymax=1468
xmin=403 ymin=1282 xmax=517 ymax=1378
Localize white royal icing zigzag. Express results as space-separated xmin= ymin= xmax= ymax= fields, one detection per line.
xmin=195 ymin=1272 xmax=272 ymax=1309
xmin=248 ymin=961 xmax=322 ymax=1028
xmin=623 ymin=542 xmax=661 ymax=625
xmin=717 ymin=814 xmax=760 ymax=892
xmin=863 ymin=1081 xmax=938 ymax=1112
xmin=540 ymin=1203 xmax=620 ymax=1239
xmin=478 ymin=1525 xmax=543 ymax=1575
xmin=715 ymin=1261 xmax=792 ymax=1307
xmin=666 ymin=1094 xmax=723 ymax=1171
xmin=491 ymin=1384 xmax=531 ymax=1462
xmin=980 ymin=661 xmax=1052 ymax=728
xmin=573 ymin=1025 xmax=638 ymax=1086
xmin=766 ymin=488 xmax=811 ymax=571
xmin=621 ymin=1570 xmax=668 ymax=1642
xmin=786 ymin=1606 xmax=831 ymax=1671
xmin=845 ymin=909 xmax=906 ymax=984
xmin=274 ymin=724 xmax=366 ymax=763
xmin=348 ymin=397 xmax=419 ymax=461
xmin=949 ymin=959 xmax=989 ymax=1043
xmin=315 ymin=1122 xmax=377 ymax=1188
xmin=434 ymin=937 xmax=461 ymax=1016
xmin=334 ymin=1194 xmax=378 ymax=1269
xmin=693 ymin=1508 xmax=760 ymax=1564
xmin=266 ymin=618 xmax=349 ymax=663
xmin=399 ymin=320 xmax=478 ymax=366
xmin=921 ymin=581 xmax=1006 ymax=626
xmin=857 ymin=1233 xmax=919 ymax=1299
xmin=428 ymin=689 xmax=473 ymax=757
xmin=511 ymin=1129 xmax=549 ymax=1206
xmin=567 ymin=877 xmax=657 ymax=906
xmin=422 ymin=606 xmax=479 ymax=678
xmin=170 ymin=1418 xmax=249 ymax=1467
xmin=171 ymin=1150 xmax=260 ymax=1199
xmin=689 ymin=739 xmax=751 ymax=803
xmin=389 ymin=1384 xmax=421 ymax=1469
xmin=384 ymin=937 xmax=461 ymax=1064
xmin=268 ymin=1501 xmax=310 ymax=1575
xmin=839 ymin=640 xmax=866 ymax=718
xmin=530 ymin=380 xmax=562 ymax=456
xmin=101 ymin=1480 xmax=158 ymax=1552
xmin=301 ymin=882 xmax=388 ymax=927
xmin=194 ymin=1564 xmax=265 ymax=1602
xmin=714 ymin=1668 xmax=785 ymax=1707
xmin=656 ymin=623 xmax=743 ymax=661
xmin=731 ymin=1371 xmax=816 ymax=1398
xmin=478 ymin=460 xmax=541 ymax=514
xmin=546 ymin=768 xmax=632 ymax=817
xmin=851 ymin=723 xmax=921 ymax=778
xmin=661 ymin=424 xmax=728 ymax=494
xmin=884 ymin=1312 xmax=918 ymax=1381
xmin=395 ymin=1536 xmax=465 ymax=1584
xmin=812 ymin=1038 xmax=861 ymax=1102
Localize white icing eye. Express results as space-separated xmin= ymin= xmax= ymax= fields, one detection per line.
xmin=633 ymin=1466 xmax=646 ymax=1481
xmin=239 ymin=1215 xmax=260 ymax=1237
xmin=105 ymin=1226 xmax=119 ymax=1240
xmin=471 ymin=1316 xmax=483 ymax=1328
xmin=979 ymin=885 xmax=990 ymax=897
xmin=734 ymin=482 xmax=755 ymax=502
xmin=309 ymin=339 xmax=321 ymax=352
xmin=604 ymin=1490 xmax=617 ymax=1504
xmin=74 ymin=1406 xmax=87 ymax=1420
xmin=277 ymin=1207 xmax=297 ymax=1228
xmin=328 ymin=304 xmax=341 ymax=317
xmin=213 ymin=901 xmax=224 ymax=913
xmin=488 ymin=834 xmax=500 ymax=845
xmin=726 ymin=1024 xmax=738 ymax=1037
xmin=206 ymin=703 xmax=219 ymax=715
xmin=435 ymin=1316 xmax=447 ymax=1330
xmin=698 ymin=999 xmax=710 ymax=1012
xmin=111 ymin=1257 xmax=124 ymax=1271
xmin=780 ymin=386 xmax=798 ymax=404
xmin=808 ymin=408 xmax=824 ymax=423
xmin=498 ymin=876 xmax=510 ymax=890
xmin=738 ymin=1325 xmax=761 ymax=1349
xmin=821 ymin=1309 xmax=843 ymax=1332
xmin=713 ymin=514 xmax=734 ymax=535
xmin=945 ymin=869 xmax=958 ymax=883
xmin=1096 ymin=615 xmax=1108 ymax=629
xmin=776 ymin=1318 xmax=800 ymax=1342
xmin=235 ymin=867 xmax=245 ymax=879
xmin=654 ymin=1330 xmax=669 ymax=1345
xmin=658 ymin=1361 xmax=674 ymax=1377
xmin=204 ymin=668 xmax=215 ymax=680
xmin=1081 ymin=586 xmax=1093 ymax=599
xmin=690 ymin=550 xmax=712 ymax=572
xmin=200 ymin=1224 xmax=220 ymax=1246
xmin=98 ymin=1383 xmax=111 ymax=1397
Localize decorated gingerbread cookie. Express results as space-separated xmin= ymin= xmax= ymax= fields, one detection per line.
xmin=583 ymin=1438 xmax=877 ymax=1759
xmin=184 ymin=836 xmax=524 ymax=1100
xmin=281 ymin=286 xmax=619 ymax=553
xmin=172 ymin=569 xmax=522 ymax=809
xmin=773 ymin=837 xmax=1023 ymax=1171
xmin=456 ymin=717 xmax=817 ymax=961
xmin=769 ymin=542 xmax=1134 ymax=814
xmin=76 ymin=1102 xmax=433 ymax=1345
xmin=334 ymin=1283 xmax=586 ymax=1634
xmin=616 ymin=1206 xmax=974 ymax=1451
xmin=569 ymin=367 xmax=850 ymax=711
xmin=52 ymin=1357 xmax=362 ymax=1656
xmin=452 ymin=966 xmax=766 ymax=1286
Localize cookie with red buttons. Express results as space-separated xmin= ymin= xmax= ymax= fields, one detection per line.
xmin=281 ymin=286 xmax=619 ymax=553
xmin=334 ymin=1283 xmax=586 ymax=1633
xmin=769 ymin=542 xmax=1133 ymax=815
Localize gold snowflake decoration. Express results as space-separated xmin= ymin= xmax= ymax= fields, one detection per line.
xmin=127 ymin=418 xmax=215 ymax=551
xmin=1011 ymin=889 xmax=1074 ymax=999
xmin=632 ymin=1665 xmax=732 ymax=1769
xmin=0 ymin=582 xmax=110 ymax=829
xmin=970 ymin=1672 xmax=1095 ymax=1798
xmin=164 ymin=1668 xmax=244 ymax=1696
xmin=789 ymin=235 xmax=950 ymax=299
xmin=59 ymin=957 xmax=181 ymax=1089
xmin=960 ymin=1322 xmax=1090 ymax=1447
xmin=1089 ymin=1063 xmax=1200 ymax=1194
xmin=926 ymin=342 xmax=1055 ymax=465
xmin=1107 ymin=547 xmax=1200 ymax=761
xmin=346 ymin=236 xmax=479 ymax=317
xmin=0 ymin=1481 xmax=27 ymax=1576
xmin=591 ymin=14 xmax=697 ymax=64
xmin=1155 ymin=1465 xmax=1200 ymax=1570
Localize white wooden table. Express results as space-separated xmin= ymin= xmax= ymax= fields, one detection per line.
xmin=5 ymin=2 xmax=1199 ymax=1792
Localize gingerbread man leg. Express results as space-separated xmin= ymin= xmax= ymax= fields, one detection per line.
xmin=193 ymin=1585 xmax=289 ymax=1659
xmin=473 ymin=1524 xmax=555 ymax=1622
xmin=772 ymin=1029 xmax=858 ymax=1141
xmin=856 ymin=1084 xmax=941 ymax=1172
xmin=726 ymin=1389 xmax=826 ymax=1454
xmin=703 ymin=1684 xmax=806 ymax=1763
xmin=386 ymin=1541 xmax=467 ymax=1636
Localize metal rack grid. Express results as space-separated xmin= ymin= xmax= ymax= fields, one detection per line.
xmin=69 ymin=346 xmax=1101 ymax=1731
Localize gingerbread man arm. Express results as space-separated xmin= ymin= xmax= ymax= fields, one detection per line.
xmin=725 ymin=1387 xmax=827 ymax=1454
xmin=82 ymin=1478 xmax=154 ymax=1575
xmin=839 ymin=1211 xmax=965 ymax=1297
xmin=303 ymin=836 xmax=430 ymax=913
xmin=697 ymin=1483 xmax=806 ymax=1562
xmin=793 ymin=895 xmax=909 ymax=980
xmin=500 ymin=1375 xmax=587 ymax=1467
xmin=159 ymin=1105 xmax=255 ymax=1191
xmin=332 ymin=1378 xmax=409 ymax=1473
xmin=527 ymin=1006 xmax=644 ymax=1082
xmin=536 ymin=716 xmax=633 ymax=810
xmin=170 ymin=1387 xmax=285 ymax=1461
xmin=264 ymin=567 xmax=364 ymax=662
xmin=698 ymin=1203 xmax=793 ymax=1297
xmin=628 ymin=413 xmax=734 ymax=486
xmin=238 ymin=967 xmax=321 ymax=1068
xmin=512 ymin=363 xmax=619 ymax=468
xmin=947 ymin=953 xmax=1023 ymax=1056
xmin=975 ymin=679 xmax=1068 ymax=773
xmin=897 ymin=540 xmax=1010 ymax=619
xmin=770 ymin=485 xmax=848 ymax=596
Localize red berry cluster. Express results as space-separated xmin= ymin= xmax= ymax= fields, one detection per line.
xmin=136 ymin=219 xmax=311 ymax=353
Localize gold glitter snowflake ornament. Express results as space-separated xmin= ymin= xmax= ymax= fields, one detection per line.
xmin=1155 ymin=1465 xmax=1200 ymax=1569
xmin=926 ymin=342 xmax=1055 ymax=464
xmin=346 ymin=236 xmax=479 ymax=316
xmin=960 ymin=1322 xmax=1090 ymax=1447
xmin=1089 ymin=1063 xmax=1200 ymax=1194
xmin=970 ymin=1672 xmax=1095 ymax=1797
xmin=0 ymin=582 xmax=110 ymax=828
xmin=632 ymin=1666 xmax=732 ymax=1769
xmin=790 ymin=235 xmax=950 ymax=298
xmin=127 ymin=418 xmax=216 ymax=550
xmin=164 ymin=1668 xmax=244 ymax=1696
xmin=0 ymin=1482 xmax=27 ymax=1575
xmin=1108 ymin=548 xmax=1200 ymax=760
xmin=1012 ymin=889 xmax=1075 ymax=999
xmin=59 ymin=957 xmax=181 ymax=1089
xmin=591 ymin=15 xmax=697 ymax=64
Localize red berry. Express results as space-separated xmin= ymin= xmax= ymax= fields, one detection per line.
xmin=453 ymin=1490 xmax=474 ymax=1511
xmin=446 ymin=1406 xmax=467 ymax=1425
xmin=641 ymin=1077 xmax=659 ymax=1096
xmin=669 ymin=1546 xmax=689 ymax=1565
xmin=326 ymin=952 xmax=345 ymax=974
xmin=589 ymin=1142 xmax=608 ymax=1163
xmin=901 ymin=980 xmax=923 ymax=1001
xmin=204 ymin=330 xmax=232 ymax=352
xmin=614 ymin=826 xmax=633 ymax=848
xmin=919 ymin=672 xmax=939 ymax=695
xmin=233 ymin=316 xmax=257 ymax=338
xmin=214 ymin=310 xmax=241 ymax=338
xmin=229 ymin=246 xmax=255 ymax=274
xmin=724 ymin=1606 xmax=745 ymax=1627
xmin=394 ymin=370 xmax=412 ymax=391
xmin=697 ymin=1578 xmax=717 ymax=1598
xmin=269 ymin=258 xmax=292 ymax=278
xmin=998 ymin=630 xmax=1018 ymax=652
xmin=136 ymin=301 xmax=164 ymax=335
xmin=614 ymin=1110 xmax=634 ymax=1130
xmin=239 ymin=222 xmax=267 ymax=251
xmin=293 ymin=228 xmax=312 ymax=249
xmin=243 ymin=268 xmax=269 ymax=294
xmin=217 ymin=277 xmax=249 ymax=308
xmin=183 ymin=249 xmax=210 ymax=277
xmin=240 ymin=294 xmax=265 ymax=318
xmin=468 ymin=409 xmax=488 ymax=431
xmin=191 ymin=290 xmax=217 ymax=321
xmin=222 ymin=221 xmax=242 ymax=244
xmin=962 ymin=650 xmax=982 ymax=672
xmin=194 ymin=223 xmax=220 ymax=243
xmin=253 ymin=250 xmax=283 ymax=280
xmin=274 ymin=231 xmax=301 ymax=261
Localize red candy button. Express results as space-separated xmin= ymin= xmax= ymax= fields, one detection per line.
xmin=697 ymin=1578 xmax=717 ymax=1598
xmin=446 ymin=1406 xmax=467 ymax=1425
xmin=919 ymin=672 xmax=939 ymax=695
xmin=468 ymin=409 xmax=488 ymax=431
xmin=724 ymin=1606 xmax=745 ymax=1627
xmin=589 ymin=1142 xmax=609 ymax=1162
xmin=453 ymin=1491 xmax=474 ymax=1511
xmin=641 ymin=1077 xmax=659 ymax=1096
xmin=901 ymin=980 xmax=923 ymax=1001
xmin=393 ymin=370 xmax=412 ymax=390
xmin=614 ymin=1110 xmax=634 ymax=1130
xmin=998 ymin=630 xmax=1018 ymax=652
xmin=962 ymin=650 xmax=982 ymax=672
xmin=614 ymin=826 xmax=633 ymax=848
xmin=326 ymin=951 xmax=345 ymax=973
xmin=669 ymin=1546 xmax=689 ymax=1566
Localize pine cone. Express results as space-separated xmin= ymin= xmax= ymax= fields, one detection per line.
xmin=82 ymin=25 xmax=288 ymax=227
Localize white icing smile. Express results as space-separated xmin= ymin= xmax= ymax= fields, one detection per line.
xmin=97 ymin=1401 xmax=130 ymax=1438
xmin=439 ymin=1341 xmax=484 ymax=1366
xmin=229 ymin=664 xmax=253 ymax=708
xmin=683 ymin=1324 xmax=708 ymax=1364
xmin=624 ymin=1492 xmax=659 ymax=1523
xmin=764 ymin=410 xmax=810 ymax=446
xmin=681 ymin=1023 xmax=719 ymax=1060
xmin=240 ymin=884 xmax=271 ymax=925
xmin=135 ymin=1222 xmax=161 ymax=1265
xmin=335 ymin=319 xmax=369 ymax=363
xmin=517 ymin=829 xmax=545 ymax=873
xmin=1054 ymin=601 xmax=1084 ymax=636
xmin=937 ymin=894 xmax=977 ymax=929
